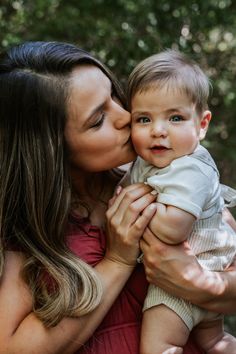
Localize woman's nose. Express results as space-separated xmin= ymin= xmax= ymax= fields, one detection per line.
xmin=114 ymin=105 xmax=131 ymax=129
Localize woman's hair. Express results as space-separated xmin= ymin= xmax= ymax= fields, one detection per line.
xmin=0 ymin=41 xmax=125 ymax=326
xmin=128 ymin=49 xmax=210 ymax=114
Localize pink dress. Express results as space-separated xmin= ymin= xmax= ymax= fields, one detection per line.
xmin=67 ymin=213 xmax=204 ymax=354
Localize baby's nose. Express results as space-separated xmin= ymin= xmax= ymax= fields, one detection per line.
xmin=151 ymin=121 xmax=168 ymax=137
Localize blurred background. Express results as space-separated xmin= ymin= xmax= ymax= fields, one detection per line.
xmin=1 ymin=0 xmax=236 ymax=335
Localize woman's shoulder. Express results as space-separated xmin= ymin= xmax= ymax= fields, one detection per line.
xmin=2 ymin=251 xmax=30 ymax=289
xmin=0 ymin=250 xmax=32 ymax=338
xmin=4 ymin=250 xmax=26 ymax=264
xmin=1 ymin=251 xmax=28 ymax=291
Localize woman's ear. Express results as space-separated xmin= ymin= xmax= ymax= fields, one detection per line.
xmin=199 ymin=110 xmax=211 ymax=140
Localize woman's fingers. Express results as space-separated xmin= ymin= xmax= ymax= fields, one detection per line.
xmin=131 ymin=203 xmax=157 ymax=240
xmin=140 ymin=225 xmax=159 ymax=249
xmin=140 ymin=227 xmax=160 ymax=267
xmin=108 ymin=183 xmax=151 ymax=214
xmin=121 ymin=193 xmax=156 ymax=227
xmin=108 ymin=186 xmax=123 ymax=208
xmin=106 ymin=183 xmax=154 ymax=226
xmin=105 ymin=184 xmax=158 ymax=267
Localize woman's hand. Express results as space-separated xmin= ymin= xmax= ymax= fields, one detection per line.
xmin=140 ymin=224 xmax=236 ymax=314
xmin=105 ymin=183 xmax=157 ymax=267
xmin=140 ymin=226 xmax=207 ymax=302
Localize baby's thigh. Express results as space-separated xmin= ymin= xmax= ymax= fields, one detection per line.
xmin=141 ymin=305 xmax=190 ymax=350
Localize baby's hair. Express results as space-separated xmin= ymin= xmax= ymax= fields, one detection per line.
xmin=128 ymin=49 xmax=210 ymax=114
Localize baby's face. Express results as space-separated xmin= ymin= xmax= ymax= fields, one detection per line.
xmin=131 ymin=86 xmax=210 ymax=168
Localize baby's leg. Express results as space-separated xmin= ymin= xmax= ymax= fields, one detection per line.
xmin=193 ymin=318 xmax=236 ymax=353
xmin=140 ymin=304 xmax=189 ymax=354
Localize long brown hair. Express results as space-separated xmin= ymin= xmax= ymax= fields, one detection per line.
xmin=0 ymin=41 xmax=126 ymax=326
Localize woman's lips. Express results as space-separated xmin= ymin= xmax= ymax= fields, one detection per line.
xmin=124 ymin=136 xmax=132 ymax=146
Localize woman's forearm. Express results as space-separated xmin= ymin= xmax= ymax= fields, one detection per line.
xmin=1 ymin=254 xmax=134 ymax=354
xmin=196 ymin=261 xmax=236 ymax=314
xmin=65 ymin=258 xmax=135 ymax=352
xmin=141 ymin=229 xmax=236 ymax=315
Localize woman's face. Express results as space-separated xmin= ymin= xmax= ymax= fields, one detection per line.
xmin=65 ymin=65 xmax=135 ymax=172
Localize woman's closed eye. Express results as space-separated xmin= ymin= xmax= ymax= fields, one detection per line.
xmin=90 ymin=112 xmax=106 ymax=129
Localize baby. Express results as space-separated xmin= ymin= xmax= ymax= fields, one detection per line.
xmin=128 ymin=50 xmax=236 ymax=353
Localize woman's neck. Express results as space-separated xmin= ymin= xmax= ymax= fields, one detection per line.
xmin=70 ymin=168 xmax=117 ymax=227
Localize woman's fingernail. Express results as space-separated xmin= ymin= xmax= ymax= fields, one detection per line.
xmin=116 ymin=185 xmax=122 ymax=195
xmin=150 ymin=190 xmax=158 ymax=195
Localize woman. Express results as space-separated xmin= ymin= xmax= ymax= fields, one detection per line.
xmin=0 ymin=41 xmax=235 ymax=354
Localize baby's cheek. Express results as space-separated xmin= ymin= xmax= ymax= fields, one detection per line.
xmin=131 ymin=129 xmax=143 ymax=147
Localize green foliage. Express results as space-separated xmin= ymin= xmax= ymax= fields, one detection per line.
xmin=1 ymin=0 xmax=236 ymax=335
xmin=3 ymin=0 xmax=236 ymax=189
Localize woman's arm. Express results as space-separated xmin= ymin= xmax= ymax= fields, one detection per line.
xmin=140 ymin=212 xmax=236 ymax=314
xmin=0 ymin=252 xmax=135 ymax=354
xmin=0 ymin=184 xmax=156 ymax=354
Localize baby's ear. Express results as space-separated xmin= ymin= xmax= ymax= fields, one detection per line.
xmin=199 ymin=110 xmax=211 ymax=140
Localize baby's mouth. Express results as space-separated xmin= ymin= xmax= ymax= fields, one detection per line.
xmin=150 ymin=146 xmax=169 ymax=152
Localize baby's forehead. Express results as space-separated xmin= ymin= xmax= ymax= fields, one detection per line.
xmin=133 ymin=75 xmax=182 ymax=92
xmin=132 ymin=82 xmax=193 ymax=102
xmin=130 ymin=85 xmax=204 ymax=120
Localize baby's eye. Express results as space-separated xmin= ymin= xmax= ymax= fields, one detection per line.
xmin=169 ymin=115 xmax=184 ymax=122
xmin=137 ymin=116 xmax=151 ymax=124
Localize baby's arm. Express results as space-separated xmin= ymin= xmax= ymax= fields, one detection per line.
xmin=150 ymin=202 xmax=196 ymax=244
xmin=145 ymin=157 xmax=207 ymax=245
